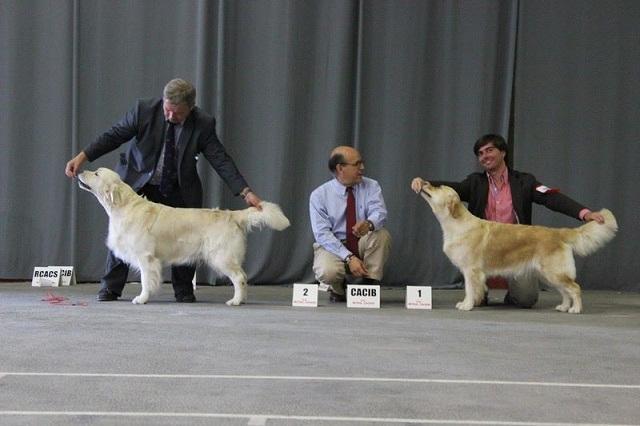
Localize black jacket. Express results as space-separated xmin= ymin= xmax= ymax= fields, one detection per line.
xmin=432 ymin=169 xmax=586 ymax=225
xmin=84 ymin=98 xmax=248 ymax=207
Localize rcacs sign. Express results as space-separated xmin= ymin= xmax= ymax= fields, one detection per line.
xmin=31 ymin=266 xmax=76 ymax=287
xmin=31 ymin=267 xmax=62 ymax=287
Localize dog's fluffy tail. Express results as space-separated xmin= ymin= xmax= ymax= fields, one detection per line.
xmin=241 ymin=201 xmax=291 ymax=232
xmin=567 ymin=209 xmax=618 ymax=256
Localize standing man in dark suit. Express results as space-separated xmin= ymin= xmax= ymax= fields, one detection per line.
xmin=65 ymin=78 xmax=262 ymax=303
xmin=411 ymin=134 xmax=604 ymax=308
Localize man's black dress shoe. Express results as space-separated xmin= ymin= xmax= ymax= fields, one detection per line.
xmin=96 ymin=290 xmax=119 ymax=302
xmin=176 ymin=294 xmax=196 ymax=303
xmin=503 ymin=292 xmax=515 ymax=305
xmin=328 ymin=291 xmax=346 ymax=303
xmin=479 ymin=292 xmax=489 ymax=306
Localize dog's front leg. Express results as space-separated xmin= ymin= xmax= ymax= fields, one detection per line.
xmin=457 ymin=269 xmax=484 ymax=311
xmin=133 ymin=257 xmax=162 ymax=305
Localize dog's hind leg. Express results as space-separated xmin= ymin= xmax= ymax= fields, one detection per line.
xmin=133 ymin=256 xmax=162 ymax=305
xmin=224 ymin=267 xmax=248 ymax=306
xmin=214 ymin=259 xmax=248 ymax=306
xmin=540 ymin=272 xmax=572 ymax=313
xmin=539 ymin=250 xmax=582 ymax=313
xmin=545 ymin=274 xmax=582 ymax=314
xmin=458 ymin=268 xmax=485 ymax=311
xmin=567 ymin=281 xmax=583 ymax=314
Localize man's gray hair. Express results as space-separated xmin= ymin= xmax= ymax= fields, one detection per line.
xmin=163 ymin=78 xmax=196 ymax=108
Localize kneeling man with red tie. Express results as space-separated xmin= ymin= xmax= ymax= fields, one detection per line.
xmin=309 ymin=146 xmax=391 ymax=303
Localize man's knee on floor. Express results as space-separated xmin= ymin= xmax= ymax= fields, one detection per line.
xmin=506 ymin=291 xmax=539 ymax=308
xmin=507 ymin=276 xmax=539 ymax=308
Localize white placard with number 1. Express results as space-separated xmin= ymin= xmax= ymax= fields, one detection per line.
xmin=292 ymin=284 xmax=318 ymax=307
xmin=405 ymin=286 xmax=432 ymax=309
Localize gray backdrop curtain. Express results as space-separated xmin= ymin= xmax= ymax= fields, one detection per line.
xmin=1 ymin=0 xmax=638 ymax=291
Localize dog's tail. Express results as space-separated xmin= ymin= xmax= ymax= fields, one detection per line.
xmin=241 ymin=201 xmax=291 ymax=232
xmin=566 ymin=209 xmax=618 ymax=256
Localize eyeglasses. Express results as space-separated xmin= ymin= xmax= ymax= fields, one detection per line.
xmin=340 ymin=160 xmax=364 ymax=167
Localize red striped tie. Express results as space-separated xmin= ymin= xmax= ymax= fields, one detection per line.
xmin=345 ymin=186 xmax=359 ymax=256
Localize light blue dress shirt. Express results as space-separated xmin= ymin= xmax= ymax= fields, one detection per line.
xmin=309 ymin=177 xmax=387 ymax=260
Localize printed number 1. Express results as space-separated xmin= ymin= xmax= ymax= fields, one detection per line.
xmin=418 ymin=290 xmax=422 ymax=298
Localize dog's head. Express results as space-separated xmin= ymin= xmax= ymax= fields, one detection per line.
xmin=418 ymin=181 xmax=464 ymax=220
xmin=77 ymin=168 xmax=128 ymax=213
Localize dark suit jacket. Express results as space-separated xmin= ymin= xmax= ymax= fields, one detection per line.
xmin=83 ymin=98 xmax=248 ymax=207
xmin=432 ymin=169 xmax=586 ymax=225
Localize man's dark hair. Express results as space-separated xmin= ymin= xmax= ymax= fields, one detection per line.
xmin=328 ymin=152 xmax=346 ymax=172
xmin=473 ymin=134 xmax=508 ymax=157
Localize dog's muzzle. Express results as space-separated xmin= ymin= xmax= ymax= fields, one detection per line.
xmin=77 ymin=177 xmax=91 ymax=191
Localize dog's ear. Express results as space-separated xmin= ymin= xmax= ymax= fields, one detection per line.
xmin=108 ymin=185 xmax=122 ymax=206
xmin=447 ymin=198 xmax=461 ymax=218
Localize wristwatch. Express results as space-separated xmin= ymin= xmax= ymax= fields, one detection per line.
xmin=240 ymin=187 xmax=252 ymax=199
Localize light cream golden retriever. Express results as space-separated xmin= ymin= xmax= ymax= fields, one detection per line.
xmin=78 ymin=167 xmax=290 ymax=305
xmin=413 ymin=180 xmax=617 ymax=313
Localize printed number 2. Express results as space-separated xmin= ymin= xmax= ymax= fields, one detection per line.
xmin=303 ymin=288 xmax=309 ymax=296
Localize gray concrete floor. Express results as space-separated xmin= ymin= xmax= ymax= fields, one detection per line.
xmin=0 ymin=281 xmax=639 ymax=426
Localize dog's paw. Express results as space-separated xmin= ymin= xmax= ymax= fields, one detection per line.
xmin=568 ymin=306 xmax=582 ymax=314
xmin=132 ymin=296 xmax=148 ymax=305
xmin=555 ymin=304 xmax=570 ymax=312
xmin=456 ymin=301 xmax=474 ymax=311
xmin=225 ymin=298 xmax=242 ymax=306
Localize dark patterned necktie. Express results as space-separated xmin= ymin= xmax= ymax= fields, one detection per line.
xmin=345 ymin=186 xmax=359 ymax=256
xmin=159 ymin=122 xmax=177 ymax=196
